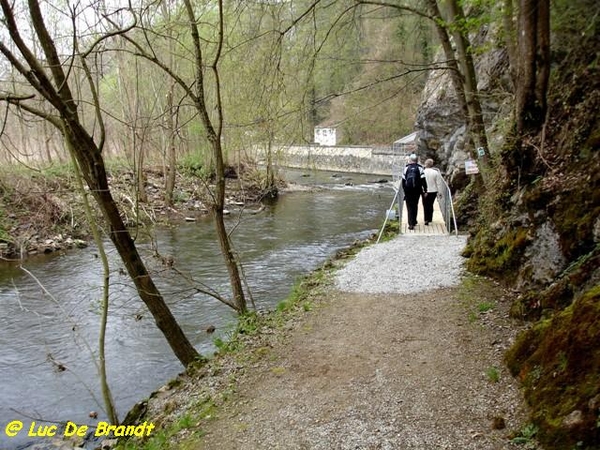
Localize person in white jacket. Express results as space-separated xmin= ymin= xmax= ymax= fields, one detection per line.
xmin=422 ymin=159 xmax=446 ymax=225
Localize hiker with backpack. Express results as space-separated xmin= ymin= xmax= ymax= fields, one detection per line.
xmin=402 ymin=154 xmax=427 ymax=230
xmin=423 ymin=158 xmax=446 ymax=225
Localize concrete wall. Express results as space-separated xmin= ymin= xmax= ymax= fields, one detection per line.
xmin=253 ymin=145 xmax=407 ymax=176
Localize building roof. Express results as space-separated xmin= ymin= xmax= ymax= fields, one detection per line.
xmin=393 ymin=131 xmax=418 ymax=145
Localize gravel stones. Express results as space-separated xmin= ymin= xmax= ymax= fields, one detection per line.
xmin=335 ymin=235 xmax=468 ymax=294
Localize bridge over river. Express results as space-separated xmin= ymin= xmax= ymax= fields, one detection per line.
xmin=255 ymin=144 xmax=458 ymax=237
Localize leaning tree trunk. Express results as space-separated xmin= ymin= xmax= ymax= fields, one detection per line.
xmin=0 ymin=0 xmax=201 ymax=368
xmin=184 ymin=0 xmax=247 ymax=313
xmin=64 ymin=124 xmax=201 ymax=366
xmin=211 ymin=136 xmax=247 ymax=313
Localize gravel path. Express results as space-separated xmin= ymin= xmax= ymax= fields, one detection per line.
xmin=146 ymin=234 xmax=537 ymax=450
xmin=335 ymin=235 xmax=468 ymax=294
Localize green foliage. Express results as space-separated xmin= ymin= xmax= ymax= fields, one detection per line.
xmin=486 ymin=366 xmax=500 ymax=383
xmin=174 ymin=414 xmax=194 ymax=431
xmin=41 ymin=162 xmax=76 ymax=180
xmin=236 ymin=312 xmax=260 ymax=336
xmin=276 ymin=280 xmax=304 ymax=312
xmin=478 ymin=301 xmax=495 ymax=313
xmin=115 ymin=409 xmax=204 ymax=450
xmin=511 ymin=423 xmax=539 ymax=447
xmin=179 ymin=150 xmax=213 ymax=179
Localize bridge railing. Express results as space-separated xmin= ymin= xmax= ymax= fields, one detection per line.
xmin=438 ymin=172 xmax=458 ymax=235
xmin=377 ymin=162 xmax=458 ymax=240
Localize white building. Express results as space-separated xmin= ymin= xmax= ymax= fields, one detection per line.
xmin=314 ymin=127 xmax=337 ymax=146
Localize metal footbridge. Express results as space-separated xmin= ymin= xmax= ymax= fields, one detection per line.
xmin=377 ymin=163 xmax=458 ymax=242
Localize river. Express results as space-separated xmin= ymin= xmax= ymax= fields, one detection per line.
xmin=0 ymin=169 xmax=394 ymax=449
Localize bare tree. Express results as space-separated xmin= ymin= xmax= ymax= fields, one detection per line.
xmin=105 ymin=1 xmax=248 ymax=312
xmin=182 ymin=0 xmax=247 ymax=312
xmin=0 ymin=0 xmax=200 ymax=367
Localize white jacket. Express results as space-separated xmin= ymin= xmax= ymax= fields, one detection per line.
xmin=424 ymin=168 xmax=445 ymax=193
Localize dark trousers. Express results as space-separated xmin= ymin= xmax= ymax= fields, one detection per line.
xmin=423 ymin=191 xmax=437 ymax=223
xmin=405 ymin=191 xmax=421 ymax=227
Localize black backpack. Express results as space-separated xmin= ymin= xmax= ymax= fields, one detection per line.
xmin=404 ymin=164 xmax=421 ymax=190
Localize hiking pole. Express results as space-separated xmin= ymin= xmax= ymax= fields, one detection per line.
xmin=376 ymin=187 xmax=399 ymax=244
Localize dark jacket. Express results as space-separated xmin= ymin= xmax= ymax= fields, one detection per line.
xmin=402 ymin=163 xmax=427 ymax=193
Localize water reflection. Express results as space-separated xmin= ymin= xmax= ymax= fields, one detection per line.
xmin=0 ymin=170 xmax=393 ymax=448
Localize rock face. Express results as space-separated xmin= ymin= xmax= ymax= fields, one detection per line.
xmin=518 ymin=221 xmax=567 ymax=289
xmin=414 ymin=27 xmax=512 ymax=190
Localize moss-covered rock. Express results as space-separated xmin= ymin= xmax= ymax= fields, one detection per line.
xmin=505 ymin=286 xmax=600 ymax=449
xmin=462 ymin=5 xmax=600 ymax=447
xmin=465 ymin=225 xmax=530 ymax=280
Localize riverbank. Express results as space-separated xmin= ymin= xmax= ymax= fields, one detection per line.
xmin=0 ymin=162 xmax=274 ymax=260
xmin=110 ymin=234 xmax=540 ymax=450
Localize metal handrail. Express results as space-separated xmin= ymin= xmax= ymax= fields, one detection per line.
xmin=438 ymin=173 xmax=458 ymax=236
xmin=377 ymin=163 xmax=458 ymax=241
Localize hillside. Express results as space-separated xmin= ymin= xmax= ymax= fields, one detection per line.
xmin=431 ymin=5 xmax=600 ymax=448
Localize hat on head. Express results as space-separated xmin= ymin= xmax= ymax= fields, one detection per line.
xmin=409 ymin=154 xmax=418 ymax=162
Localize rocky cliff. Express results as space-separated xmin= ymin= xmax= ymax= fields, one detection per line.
xmin=414 ymin=26 xmax=513 ymax=190
xmin=413 ymin=6 xmax=600 ymax=449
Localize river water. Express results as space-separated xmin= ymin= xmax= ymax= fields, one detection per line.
xmin=0 ymin=170 xmax=394 ymax=448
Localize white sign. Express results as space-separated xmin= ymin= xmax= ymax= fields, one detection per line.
xmin=465 ymin=159 xmax=479 ymax=175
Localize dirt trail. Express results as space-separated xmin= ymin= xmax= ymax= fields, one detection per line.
xmin=191 ymin=284 xmax=536 ymax=450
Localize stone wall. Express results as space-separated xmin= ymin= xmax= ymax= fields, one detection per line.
xmin=253 ymin=145 xmax=407 ymax=176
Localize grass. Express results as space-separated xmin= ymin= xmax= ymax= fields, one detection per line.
xmin=478 ymin=301 xmax=495 ymax=313
xmin=457 ymin=274 xmax=499 ymax=322
xmin=486 ymin=366 xmax=500 ymax=383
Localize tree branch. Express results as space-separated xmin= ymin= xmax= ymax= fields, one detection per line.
xmin=354 ymin=0 xmax=432 ymax=21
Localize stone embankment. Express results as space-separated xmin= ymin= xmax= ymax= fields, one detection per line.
xmin=252 ymin=144 xmax=407 ymax=176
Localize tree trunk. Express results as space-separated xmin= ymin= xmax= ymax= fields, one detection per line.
xmin=68 ymin=146 xmax=118 ymax=425
xmin=510 ymin=0 xmax=551 ymax=179
xmin=516 ymin=0 xmax=550 ymax=135
xmin=65 ymin=125 xmax=200 ymax=366
xmin=265 ymin=131 xmax=276 ymax=196
xmin=425 ymin=0 xmax=468 ymax=120
xmin=184 ymin=0 xmax=248 ymax=313
xmin=165 ymin=88 xmax=177 ymax=207
xmin=43 ymin=120 xmax=53 ymax=164
xmin=211 ymin=136 xmax=247 ymax=313
xmin=445 ymin=0 xmax=489 ymax=155
xmin=136 ymin=134 xmax=148 ymax=204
